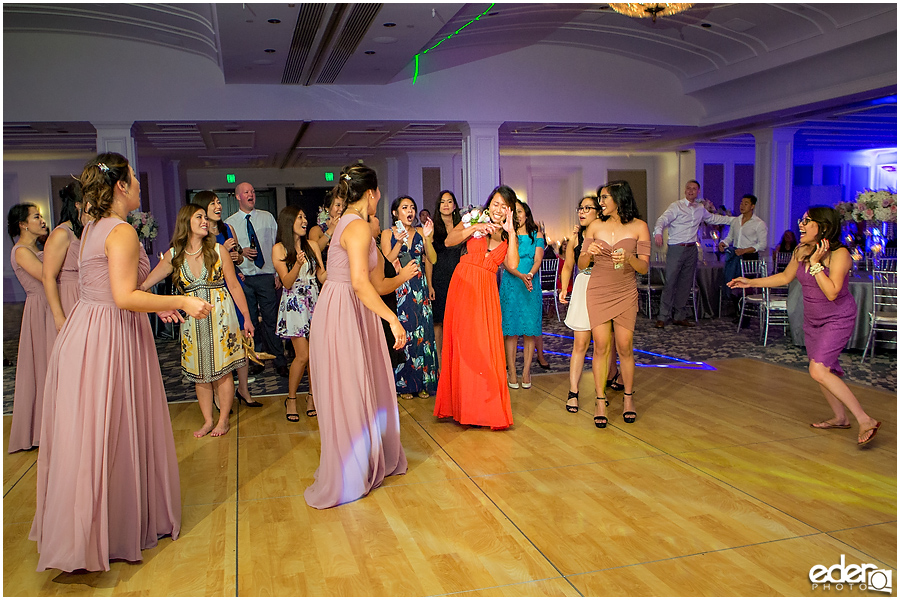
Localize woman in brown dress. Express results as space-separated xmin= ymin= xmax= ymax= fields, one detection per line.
xmin=579 ymin=181 xmax=650 ymax=428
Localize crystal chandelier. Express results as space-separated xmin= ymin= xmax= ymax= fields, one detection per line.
xmin=608 ymin=3 xmax=694 ymax=23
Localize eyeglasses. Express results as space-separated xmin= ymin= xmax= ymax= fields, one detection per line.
xmin=797 ymin=217 xmax=812 ymax=226
xmin=577 ymin=206 xmax=596 ymax=213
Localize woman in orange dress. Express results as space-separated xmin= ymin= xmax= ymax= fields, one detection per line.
xmin=434 ymin=186 xmax=519 ymax=430
xmin=580 ymin=181 xmax=650 ymax=428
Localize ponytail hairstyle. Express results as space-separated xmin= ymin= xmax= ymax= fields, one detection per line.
xmin=59 ymin=181 xmax=86 ymax=239
xmin=482 ymin=185 xmax=519 ymax=243
xmin=516 ymin=199 xmax=539 ymax=243
xmin=276 ymin=205 xmax=318 ymax=275
xmin=432 ymin=190 xmax=461 ymax=246
xmin=7 ymin=203 xmax=37 ymax=243
xmin=798 ymin=205 xmax=845 ymax=263
xmin=599 ymin=180 xmax=641 ymax=224
xmin=79 ymin=153 xmax=132 ymax=221
xmin=332 ymin=164 xmax=378 ymax=216
xmin=169 ymin=204 xmax=218 ymax=289
xmin=573 ymin=195 xmax=600 ymax=264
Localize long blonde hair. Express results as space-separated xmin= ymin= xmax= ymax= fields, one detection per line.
xmin=170 ymin=204 xmax=218 ymax=289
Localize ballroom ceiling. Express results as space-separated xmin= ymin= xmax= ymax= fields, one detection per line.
xmin=3 ymin=3 xmax=897 ymax=169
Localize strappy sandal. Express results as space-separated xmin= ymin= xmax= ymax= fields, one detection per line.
xmin=623 ymin=391 xmax=636 ymax=424
xmin=565 ymin=390 xmax=579 ymax=413
xmin=284 ymin=397 xmax=300 ymax=422
xmin=305 ymin=393 xmax=316 ymax=418
xmin=594 ymin=397 xmax=608 ymax=428
xmin=607 ymin=366 xmax=624 ymax=391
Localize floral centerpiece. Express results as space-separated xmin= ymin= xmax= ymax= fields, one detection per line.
xmin=835 ymin=189 xmax=897 ymax=223
xmin=126 ymin=210 xmax=159 ymax=241
xmin=460 ymin=205 xmax=493 ymax=238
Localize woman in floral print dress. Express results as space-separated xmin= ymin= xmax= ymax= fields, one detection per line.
xmin=274 ymin=206 xmax=326 ymax=421
xmin=142 ymin=203 xmax=254 ymax=438
xmin=381 ymin=195 xmax=438 ymax=398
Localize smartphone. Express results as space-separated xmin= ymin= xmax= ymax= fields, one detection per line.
xmin=394 ymin=219 xmax=406 ymax=235
xmin=398 ymin=251 xmax=413 ymax=267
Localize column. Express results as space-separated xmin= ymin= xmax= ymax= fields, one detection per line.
xmin=460 ymin=122 xmax=501 ymax=207
xmin=384 ymin=156 xmax=399 ymax=223
xmin=753 ymin=128 xmax=797 ymax=249
xmin=92 ymin=121 xmax=138 ymax=173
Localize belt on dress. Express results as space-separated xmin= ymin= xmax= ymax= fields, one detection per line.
xmin=670 ymin=242 xmax=697 ymax=246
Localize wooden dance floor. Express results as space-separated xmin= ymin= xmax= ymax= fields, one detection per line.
xmin=3 ymin=358 xmax=896 ymax=596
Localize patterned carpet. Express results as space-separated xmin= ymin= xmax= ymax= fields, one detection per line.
xmin=3 ymin=301 xmax=896 ymax=415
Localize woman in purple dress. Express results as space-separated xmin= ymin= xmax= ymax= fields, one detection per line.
xmin=7 ymin=203 xmax=51 ymax=453
xmin=305 ymin=164 xmax=408 ymax=509
xmin=729 ymin=206 xmax=881 ymax=446
xmin=30 ymin=153 xmax=212 ymax=572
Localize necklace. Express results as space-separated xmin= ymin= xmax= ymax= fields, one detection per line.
xmin=185 ymin=245 xmax=202 ymax=256
xmin=351 ymin=207 xmax=365 ymax=219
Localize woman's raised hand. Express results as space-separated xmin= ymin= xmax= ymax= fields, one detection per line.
xmin=422 ymin=218 xmax=434 ymax=238
xmin=810 ymin=239 xmax=830 ymax=265
xmin=726 ymin=277 xmax=751 ymax=289
xmin=502 ymin=207 xmax=515 ymax=233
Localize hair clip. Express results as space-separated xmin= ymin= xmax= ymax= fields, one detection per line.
xmin=342 ymin=174 xmax=351 ymax=181
xmin=97 ymin=163 xmax=110 ymax=173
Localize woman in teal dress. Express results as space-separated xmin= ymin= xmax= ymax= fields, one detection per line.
xmin=380 ymin=195 xmax=439 ymax=398
xmin=500 ymin=200 xmax=545 ymax=389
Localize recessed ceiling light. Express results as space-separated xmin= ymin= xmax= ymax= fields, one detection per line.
xmin=264 ymin=48 xmax=276 ymax=53
xmin=268 ymin=18 xmax=281 ymax=24
xmin=364 ymin=50 xmax=376 ymax=55
xmin=488 ymin=11 xmax=499 ymax=16
xmin=383 ymin=22 xmax=396 ymax=27
xmin=701 ymin=23 xmax=712 ymax=28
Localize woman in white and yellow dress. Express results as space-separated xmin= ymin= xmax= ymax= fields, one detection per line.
xmin=143 ymin=203 xmax=254 ymax=437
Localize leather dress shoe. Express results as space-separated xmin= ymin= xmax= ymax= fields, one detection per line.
xmin=276 ymin=365 xmax=290 ymax=378
xmin=654 ymin=320 xmax=666 ymax=328
xmin=673 ymin=319 xmax=696 ymax=327
xmin=248 ymin=363 xmax=264 ymax=376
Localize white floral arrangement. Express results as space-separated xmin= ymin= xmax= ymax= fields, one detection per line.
xmin=836 ymin=189 xmax=897 ymax=223
xmin=317 ymin=206 xmax=330 ymax=229
xmin=126 ymin=210 xmax=159 ymax=241
xmin=460 ymin=206 xmax=493 ymax=238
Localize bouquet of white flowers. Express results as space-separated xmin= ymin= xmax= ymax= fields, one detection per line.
xmin=460 ymin=206 xmax=493 ymax=238
xmin=836 ymin=189 xmax=897 ymax=223
xmin=126 ymin=210 xmax=159 ymax=241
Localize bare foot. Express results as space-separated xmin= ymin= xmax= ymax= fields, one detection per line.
xmin=193 ymin=420 xmax=215 ymax=438
xmin=210 ymin=421 xmax=230 ymax=437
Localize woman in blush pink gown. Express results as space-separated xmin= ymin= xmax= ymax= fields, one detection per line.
xmin=7 ymin=203 xmax=52 ymax=453
xmin=42 ymin=182 xmax=91 ymax=333
xmin=305 ymin=164 xmax=409 ymax=509
xmin=29 ymin=153 xmax=212 ymax=572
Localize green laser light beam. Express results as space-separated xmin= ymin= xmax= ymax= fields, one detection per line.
xmin=413 ymin=3 xmax=494 ymax=84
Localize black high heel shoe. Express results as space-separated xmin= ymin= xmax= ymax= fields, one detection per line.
xmin=623 ymin=391 xmax=636 ymax=424
xmin=594 ymin=397 xmax=608 ymax=428
xmin=306 ymin=393 xmax=317 ymax=418
xmin=565 ymin=390 xmax=579 ymax=413
xmin=284 ymin=397 xmax=300 ymax=422
xmin=606 ymin=366 xmax=624 ymax=391
xmin=236 ymin=390 xmax=263 ymax=408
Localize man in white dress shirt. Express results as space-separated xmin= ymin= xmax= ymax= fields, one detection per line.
xmin=225 ymin=182 xmax=288 ymax=377
xmin=719 ymin=193 xmax=769 ymax=323
xmin=652 ymin=180 xmax=737 ymax=328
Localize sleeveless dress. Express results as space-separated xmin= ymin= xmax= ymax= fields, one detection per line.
xmin=379 ymin=246 xmax=406 ymax=369
xmin=432 ymin=231 xmax=463 ymax=325
xmin=276 ymin=254 xmax=318 ymax=338
xmin=434 ymin=235 xmax=513 ymax=430
xmin=173 ymin=245 xmax=246 ymax=383
xmin=305 ymin=213 xmax=407 ymax=509
xmin=797 ymin=263 xmax=856 ymax=377
xmin=8 ymin=244 xmax=56 ymax=453
xmin=585 ymin=238 xmax=651 ymax=332
xmin=55 ymin=225 xmax=82 ymax=315
xmin=215 ymin=224 xmax=245 ymax=329
xmin=499 ymin=233 xmax=544 ymax=336
xmin=30 ymin=217 xmax=181 ymax=572
xmin=390 ymin=230 xmax=438 ymax=395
